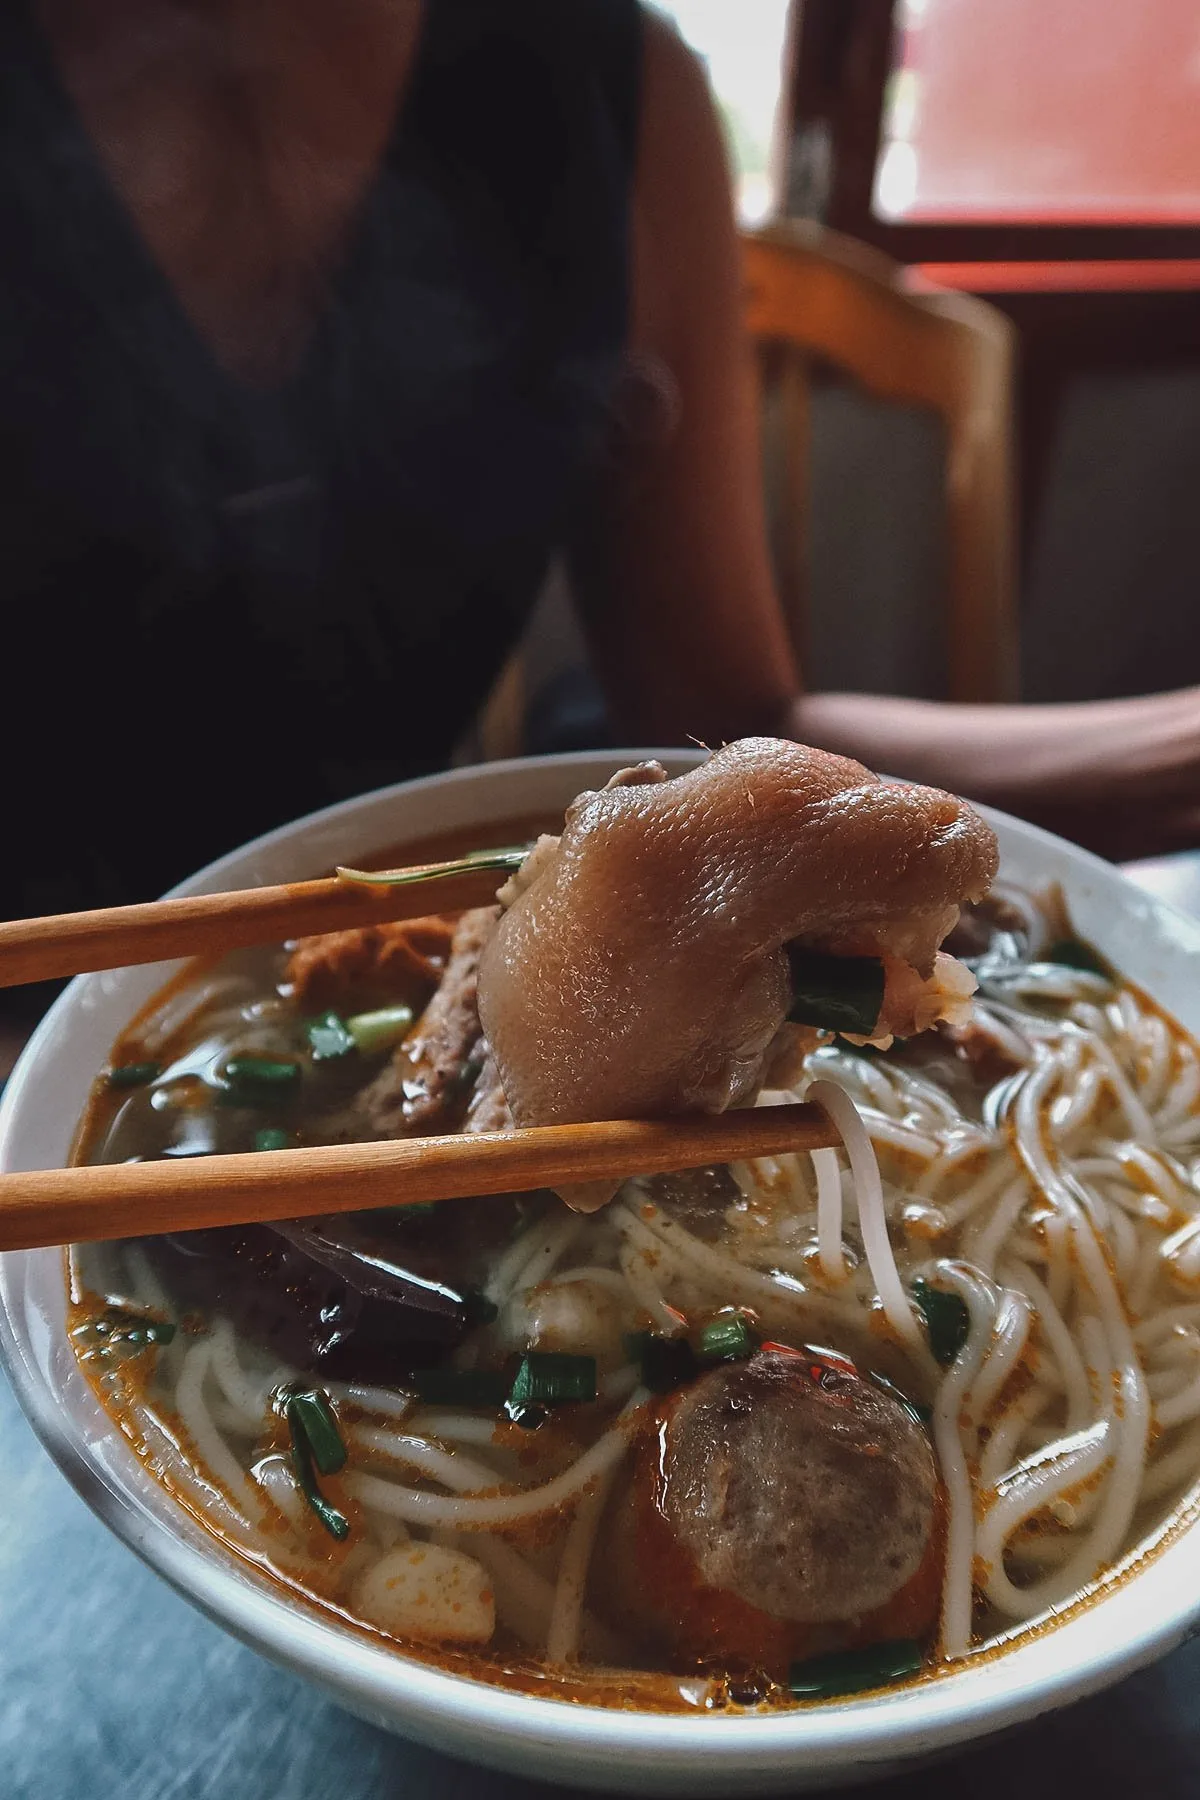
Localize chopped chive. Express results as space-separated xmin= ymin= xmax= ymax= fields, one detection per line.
xmin=305 ymin=1012 xmax=356 ymax=1062
xmin=413 ymin=1367 xmax=513 ymax=1408
xmin=1043 ymin=937 xmax=1114 ymax=980
xmin=788 ymin=1638 xmax=923 ymax=1699
xmin=107 ymin=1061 xmax=161 ymax=1089
xmin=221 ymin=1056 xmax=301 ymax=1104
xmin=507 ymin=1352 xmax=597 ymax=1409
xmin=254 ymin=1127 xmax=292 ymax=1153
xmin=698 ymin=1312 xmax=755 ymax=1363
xmin=345 ymin=1005 xmax=415 ymax=1056
xmin=283 ymin=1386 xmax=347 ymax=1475
xmin=625 ymin=1331 xmax=698 ymax=1394
xmin=911 ymin=1278 xmax=970 ymax=1366
xmin=786 ymin=944 xmax=886 ymax=1037
xmin=289 ymin=1430 xmax=350 ymax=1541
xmin=335 ymin=846 xmax=530 ymax=888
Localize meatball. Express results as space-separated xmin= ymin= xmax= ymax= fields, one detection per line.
xmin=604 ymin=1349 xmax=942 ymax=1675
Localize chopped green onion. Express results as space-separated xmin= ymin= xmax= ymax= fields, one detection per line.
xmin=335 ymin=846 xmax=530 ymax=888
xmin=221 ymin=1056 xmax=301 ymax=1103
xmin=625 ymin=1331 xmax=698 ymax=1394
xmin=280 ymin=1382 xmax=350 ymax=1539
xmin=786 ymin=945 xmax=885 ymax=1037
xmin=911 ymin=1278 xmax=970 ymax=1366
xmin=1043 ymin=937 xmax=1114 ymax=980
xmin=305 ymin=1012 xmax=356 ymax=1062
xmin=282 ymin=1385 xmax=347 ymax=1476
xmin=254 ymin=1127 xmax=292 ymax=1153
xmin=289 ymin=1431 xmax=350 ymax=1541
xmin=698 ymin=1312 xmax=756 ymax=1363
xmin=788 ymin=1638 xmax=923 ymax=1699
xmin=413 ymin=1367 xmax=513 ymax=1408
xmin=107 ymin=1061 xmax=161 ymax=1089
xmin=507 ymin=1352 xmax=598 ymax=1409
xmin=345 ymin=1005 xmax=414 ymax=1056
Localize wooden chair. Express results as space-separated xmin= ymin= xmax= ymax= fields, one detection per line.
xmin=744 ymin=220 xmax=1017 ymax=702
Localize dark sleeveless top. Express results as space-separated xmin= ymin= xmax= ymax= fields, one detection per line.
xmin=0 ymin=0 xmax=641 ymax=918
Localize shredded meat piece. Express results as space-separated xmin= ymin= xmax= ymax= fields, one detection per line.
xmin=284 ymin=915 xmax=455 ymax=1011
xmin=355 ymin=907 xmax=502 ymax=1136
xmin=943 ymin=893 xmax=1030 ymax=963
xmin=463 ymin=1051 xmax=513 ymax=1134
xmin=939 ymin=1015 xmax=1024 ymax=1085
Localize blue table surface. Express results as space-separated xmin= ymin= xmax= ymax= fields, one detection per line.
xmin=6 ymin=854 xmax=1200 ymax=1800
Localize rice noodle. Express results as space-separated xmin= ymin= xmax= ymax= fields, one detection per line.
xmin=812 ymin=1148 xmax=847 ymax=1284
xmin=966 ymin=1288 xmax=1033 ymax=1426
xmin=929 ymin=1262 xmax=997 ymax=1657
xmin=546 ymin=1449 xmax=628 ymax=1663
xmin=963 ymin=1182 xmax=1028 ymax=1278
xmin=808 ymin=1080 xmax=931 ymax=1364
xmin=345 ymin=1394 xmax=648 ymax=1531
xmin=174 ymin=1338 xmax=258 ymax=1524
xmin=979 ymin=1384 xmax=1051 ymax=1486
xmin=405 ymin=1411 xmax=504 ymax=1447
xmin=618 ymin=1200 xmax=815 ymax=1325
xmin=619 ymin=1240 xmax=685 ymax=1333
xmin=348 ymin=1424 xmax=506 ymax=1491
xmin=483 ymin=1209 xmax=584 ymax=1306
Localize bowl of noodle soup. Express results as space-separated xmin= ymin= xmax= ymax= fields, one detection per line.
xmin=4 ymin=748 xmax=1200 ymax=1794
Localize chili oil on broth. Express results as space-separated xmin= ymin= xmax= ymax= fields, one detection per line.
xmin=62 ymin=863 xmax=1200 ymax=1713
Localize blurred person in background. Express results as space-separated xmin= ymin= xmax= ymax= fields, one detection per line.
xmin=3 ymin=0 xmax=1199 ymax=950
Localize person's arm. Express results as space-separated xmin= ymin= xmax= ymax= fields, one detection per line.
xmin=568 ymin=8 xmax=796 ymax=748
xmin=573 ymin=11 xmax=1200 ymax=856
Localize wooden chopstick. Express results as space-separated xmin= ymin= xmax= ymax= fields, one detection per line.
xmin=0 ymin=853 xmax=524 ymax=989
xmin=0 ymin=1103 xmax=837 ymax=1250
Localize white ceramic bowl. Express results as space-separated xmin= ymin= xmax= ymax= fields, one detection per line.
xmin=5 ymin=751 xmax=1200 ymax=1795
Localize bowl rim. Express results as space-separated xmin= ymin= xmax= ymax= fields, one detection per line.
xmin=4 ymin=748 xmax=1200 ymax=1777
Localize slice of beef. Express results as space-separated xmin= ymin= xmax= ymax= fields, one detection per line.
xmin=284 ymin=915 xmax=455 ymax=1013
xmin=356 ymin=906 xmax=501 ymax=1137
xmin=943 ymin=892 xmax=1030 ymax=966
xmin=464 ymin=1050 xmax=514 ymax=1133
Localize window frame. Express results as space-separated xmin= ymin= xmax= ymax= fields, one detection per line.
xmin=788 ymin=0 xmax=1200 ymax=263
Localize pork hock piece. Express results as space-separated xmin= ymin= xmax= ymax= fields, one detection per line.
xmin=477 ymin=738 xmax=998 ymax=1204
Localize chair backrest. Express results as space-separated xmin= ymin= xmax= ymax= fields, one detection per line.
xmin=744 ymin=220 xmax=1017 ymax=703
